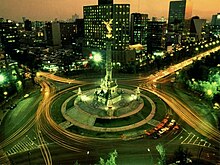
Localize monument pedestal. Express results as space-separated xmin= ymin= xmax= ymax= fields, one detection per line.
xmin=94 ymin=39 xmax=121 ymax=116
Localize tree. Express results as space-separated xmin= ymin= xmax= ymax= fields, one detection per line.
xmin=99 ymin=150 xmax=118 ymax=165
xmin=156 ymin=144 xmax=166 ymax=165
xmin=74 ymin=160 xmax=79 ymax=165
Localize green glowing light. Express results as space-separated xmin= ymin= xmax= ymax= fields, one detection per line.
xmin=0 ymin=74 xmax=5 ymax=83
xmin=207 ymin=89 xmax=213 ymax=96
xmin=93 ymin=53 xmax=102 ymax=63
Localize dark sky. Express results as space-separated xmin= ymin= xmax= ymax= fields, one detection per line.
xmin=0 ymin=0 xmax=219 ymax=21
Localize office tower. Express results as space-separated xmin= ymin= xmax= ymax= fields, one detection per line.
xmin=60 ymin=22 xmax=77 ymax=47
xmin=83 ymin=1 xmax=131 ymax=64
xmin=45 ymin=22 xmax=77 ymax=47
xmin=0 ymin=20 xmax=19 ymax=54
xmin=211 ymin=13 xmax=220 ymax=26
xmin=211 ymin=13 xmax=220 ymax=38
xmin=168 ymin=0 xmax=192 ymax=32
xmin=147 ymin=20 xmax=166 ymax=54
xmin=45 ymin=22 xmax=61 ymax=46
xmin=130 ymin=13 xmax=148 ymax=47
xmin=189 ymin=16 xmax=206 ymax=41
xmin=24 ymin=19 xmax=32 ymax=31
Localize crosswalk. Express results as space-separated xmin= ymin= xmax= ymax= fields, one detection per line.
xmin=181 ymin=132 xmax=212 ymax=148
xmin=6 ymin=135 xmax=38 ymax=156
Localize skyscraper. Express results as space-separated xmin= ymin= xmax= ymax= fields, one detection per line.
xmin=24 ymin=19 xmax=32 ymax=31
xmin=130 ymin=13 xmax=148 ymax=47
xmin=45 ymin=22 xmax=77 ymax=47
xmin=189 ymin=16 xmax=206 ymax=41
xmin=211 ymin=13 xmax=220 ymax=38
xmin=211 ymin=13 xmax=220 ymax=26
xmin=83 ymin=1 xmax=132 ymax=64
xmin=147 ymin=20 xmax=166 ymax=54
xmin=168 ymin=0 xmax=192 ymax=32
xmin=0 ymin=20 xmax=19 ymax=54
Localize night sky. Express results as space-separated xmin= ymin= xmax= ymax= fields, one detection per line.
xmin=1 ymin=0 xmax=219 ymax=21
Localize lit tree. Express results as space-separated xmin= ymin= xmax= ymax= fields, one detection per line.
xmin=99 ymin=150 xmax=118 ymax=165
xmin=156 ymin=144 xmax=166 ymax=165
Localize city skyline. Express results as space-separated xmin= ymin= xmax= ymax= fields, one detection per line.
xmin=1 ymin=0 xmax=219 ymax=21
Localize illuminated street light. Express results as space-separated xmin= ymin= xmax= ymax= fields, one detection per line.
xmin=147 ymin=148 xmax=153 ymax=165
xmin=0 ymin=74 xmax=5 ymax=83
xmin=93 ymin=53 xmax=102 ymax=63
xmin=206 ymin=89 xmax=213 ymax=96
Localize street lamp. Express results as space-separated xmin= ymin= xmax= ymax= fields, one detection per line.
xmin=93 ymin=53 xmax=102 ymax=63
xmin=147 ymin=148 xmax=153 ymax=165
xmin=0 ymin=74 xmax=5 ymax=83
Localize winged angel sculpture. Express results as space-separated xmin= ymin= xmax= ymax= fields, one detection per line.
xmin=103 ymin=19 xmax=113 ymax=38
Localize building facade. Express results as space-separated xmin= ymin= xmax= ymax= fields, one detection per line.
xmin=147 ymin=20 xmax=166 ymax=54
xmin=130 ymin=13 xmax=148 ymax=47
xmin=168 ymin=0 xmax=192 ymax=32
xmin=45 ymin=22 xmax=77 ymax=47
xmin=211 ymin=13 xmax=220 ymax=38
xmin=0 ymin=20 xmax=19 ymax=54
xmin=83 ymin=1 xmax=133 ymax=64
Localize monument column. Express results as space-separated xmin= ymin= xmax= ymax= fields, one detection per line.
xmin=105 ymin=40 xmax=112 ymax=83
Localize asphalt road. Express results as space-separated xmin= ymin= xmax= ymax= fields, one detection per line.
xmin=1 ymin=45 xmax=220 ymax=164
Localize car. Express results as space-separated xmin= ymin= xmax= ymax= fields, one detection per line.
xmin=158 ymin=127 xmax=169 ymax=135
xmin=152 ymin=132 xmax=160 ymax=139
xmin=168 ymin=119 xmax=176 ymax=127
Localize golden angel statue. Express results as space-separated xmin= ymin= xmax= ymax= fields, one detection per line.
xmin=103 ymin=19 xmax=113 ymax=38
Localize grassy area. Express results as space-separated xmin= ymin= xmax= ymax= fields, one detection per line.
xmin=50 ymin=91 xmax=74 ymax=124
xmin=51 ymin=84 xmax=168 ymax=138
xmin=66 ymin=122 xmax=154 ymax=138
xmin=164 ymin=82 xmax=218 ymax=127
xmin=141 ymin=90 xmax=168 ymax=121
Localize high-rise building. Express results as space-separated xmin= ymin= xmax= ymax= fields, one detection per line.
xmin=24 ymin=19 xmax=32 ymax=31
xmin=189 ymin=16 xmax=206 ymax=41
xmin=60 ymin=22 xmax=77 ymax=47
xmin=211 ymin=13 xmax=220 ymax=38
xmin=0 ymin=20 xmax=19 ymax=53
xmin=130 ymin=13 xmax=148 ymax=47
xmin=147 ymin=20 xmax=166 ymax=54
xmin=168 ymin=0 xmax=192 ymax=32
xmin=45 ymin=22 xmax=61 ymax=47
xmin=45 ymin=22 xmax=77 ymax=47
xmin=83 ymin=1 xmax=132 ymax=64
xmin=211 ymin=13 xmax=220 ymax=26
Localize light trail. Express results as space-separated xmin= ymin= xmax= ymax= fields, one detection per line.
xmin=35 ymin=79 xmax=55 ymax=165
xmin=36 ymin=72 xmax=85 ymax=84
xmin=139 ymin=45 xmax=220 ymax=144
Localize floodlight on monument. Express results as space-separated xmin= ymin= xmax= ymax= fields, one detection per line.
xmin=93 ymin=53 xmax=102 ymax=63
